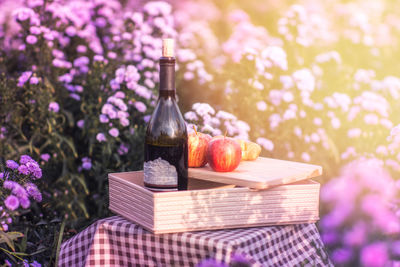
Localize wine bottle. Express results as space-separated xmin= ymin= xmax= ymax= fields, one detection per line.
xmin=143 ymin=39 xmax=188 ymax=191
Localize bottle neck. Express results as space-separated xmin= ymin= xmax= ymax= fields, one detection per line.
xmin=159 ymin=57 xmax=175 ymax=94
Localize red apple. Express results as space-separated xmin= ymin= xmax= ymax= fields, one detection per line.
xmin=188 ymin=131 xmax=211 ymax=167
xmin=207 ymin=137 xmax=242 ymax=172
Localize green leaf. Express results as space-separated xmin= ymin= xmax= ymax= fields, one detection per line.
xmin=54 ymin=220 xmax=66 ymax=265
xmin=0 ymin=231 xmax=23 ymax=251
xmin=73 ymin=175 xmax=89 ymax=195
xmin=77 ymin=200 xmax=90 ymax=219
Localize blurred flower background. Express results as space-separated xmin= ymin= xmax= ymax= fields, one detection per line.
xmin=0 ymin=0 xmax=400 ymax=265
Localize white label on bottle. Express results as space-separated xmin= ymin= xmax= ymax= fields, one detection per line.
xmin=143 ymin=157 xmax=177 ymax=186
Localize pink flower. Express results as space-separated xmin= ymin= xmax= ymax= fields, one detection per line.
xmin=5 ymin=195 xmax=19 ymax=211
xmin=26 ymin=35 xmax=38 ymax=44
xmin=343 ymin=221 xmax=366 ymax=246
xmin=108 ymin=128 xmax=119 ymax=137
xmin=40 ymin=153 xmax=50 ymax=162
xmin=292 ymin=68 xmax=315 ymax=92
xmin=96 ymin=133 xmax=106 ymax=142
xmin=228 ymin=9 xmax=249 ymax=23
xmin=347 ymin=128 xmax=362 ymax=138
xmin=256 ymin=101 xmax=267 ymax=111
xmin=14 ymin=8 xmax=34 ymax=21
xmin=134 ymin=101 xmax=147 ymax=113
xmin=301 ymin=152 xmax=310 ymax=162
xmin=256 ymin=137 xmax=274 ymax=151
xmin=30 ymin=77 xmax=39 ymax=84
xmin=77 ymin=45 xmax=87 ymax=53
xmin=48 ymin=102 xmax=59 ymax=113
xmin=364 ymin=113 xmax=379 ymax=125
xmin=361 ymin=242 xmax=388 ymax=267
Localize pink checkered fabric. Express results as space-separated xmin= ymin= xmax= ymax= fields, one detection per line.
xmin=59 ymin=216 xmax=332 ymax=266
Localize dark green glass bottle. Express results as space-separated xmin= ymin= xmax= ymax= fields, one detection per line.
xmin=143 ymin=39 xmax=188 ymax=191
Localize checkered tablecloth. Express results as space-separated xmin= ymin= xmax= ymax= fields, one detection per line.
xmin=59 ymin=216 xmax=332 ymax=266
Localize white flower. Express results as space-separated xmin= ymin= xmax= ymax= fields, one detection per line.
xmin=184 ymin=111 xmax=198 ymax=121
xmin=354 ymin=69 xmax=375 ymax=84
xmin=331 ymin=118 xmax=341 ymax=129
xmin=192 ymin=103 xmax=215 ymax=117
xmin=292 ymin=68 xmax=315 ymax=92
xmin=315 ymin=51 xmax=341 ymax=64
xmin=348 ymin=128 xmax=362 ymax=138
xmin=256 ymin=137 xmax=274 ymax=151
xmin=301 ymin=152 xmax=311 ymax=162
xmin=216 ymin=110 xmax=235 ymax=120
xmin=294 ymin=127 xmax=302 ymax=137
xmin=261 ymin=46 xmax=288 ymax=70
xmin=256 ymin=101 xmax=267 ymax=111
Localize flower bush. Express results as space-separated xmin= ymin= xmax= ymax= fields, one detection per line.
xmin=0 ymin=0 xmax=191 ymax=264
xmin=1 ymin=0 xmax=400 ymax=265
xmin=320 ymin=158 xmax=400 ymax=265
xmin=0 ymin=155 xmax=42 ymax=265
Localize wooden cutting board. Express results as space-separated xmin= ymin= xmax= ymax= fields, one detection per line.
xmin=188 ymin=157 xmax=322 ymax=189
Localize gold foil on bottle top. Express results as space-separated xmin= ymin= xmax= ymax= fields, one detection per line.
xmin=162 ymin=38 xmax=174 ymax=57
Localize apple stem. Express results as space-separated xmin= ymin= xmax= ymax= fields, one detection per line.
xmin=193 ymin=125 xmax=198 ymax=135
xmin=224 ymin=130 xmax=227 ymax=138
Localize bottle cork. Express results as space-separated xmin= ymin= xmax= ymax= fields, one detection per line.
xmin=162 ymin=38 xmax=174 ymax=57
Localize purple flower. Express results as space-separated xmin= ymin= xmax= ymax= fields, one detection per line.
xmin=20 ymin=155 xmax=33 ymax=164
xmin=82 ymin=157 xmax=92 ymax=170
xmin=19 ymin=197 xmax=30 ymax=209
xmin=118 ymin=144 xmax=129 ymax=155
xmin=114 ymin=92 xmax=125 ymax=99
xmin=70 ymin=94 xmax=81 ymax=101
xmin=0 ymin=173 xmax=3 ymax=179
xmin=28 ymin=0 xmax=43 ymax=8
xmin=4 ymin=181 xmax=17 ymax=190
xmin=4 ymin=195 xmax=19 ymax=211
xmin=40 ymin=153 xmax=50 ymax=162
xmin=58 ymin=73 xmax=73 ymax=83
xmin=26 ymin=35 xmax=38 ymax=45
xmin=30 ymin=26 xmax=41 ymax=35
xmin=361 ymin=242 xmax=388 ymax=267
xmin=134 ymin=101 xmax=147 ymax=113
xmin=96 ymin=133 xmax=106 ymax=142
xmin=26 ymin=183 xmax=42 ymax=202
xmin=31 ymin=261 xmax=41 ymax=267
xmin=30 ymin=76 xmax=39 ymax=84
xmin=107 ymin=51 xmax=117 ymax=59
xmin=143 ymin=115 xmax=151 ymax=123
xmin=17 ymin=71 xmax=32 ymax=87
xmin=73 ymin=56 xmax=89 ymax=67
xmin=65 ymin=26 xmax=76 ymax=37
xmin=77 ymin=45 xmax=87 ymax=53
xmin=14 ymin=8 xmax=34 ymax=21
xmin=99 ymin=114 xmax=109 ymax=123
xmin=321 ymin=231 xmax=339 ymax=245
xmin=94 ymin=55 xmax=105 ymax=62
xmin=48 ymin=102 xmax=60 ymax=113
xmin=82 ymin=162 xmax=92 ymax=170
xmin=343 ymin=221 xmax=366 ymax=246
xmin=331 ymin=247 xmax=353 ymax=265
xmin=6 ymin=160 xmax=19 ymax=169
xmin=77 ymin=120 xmax=85 ymax=128
xmin=109 ymin=128 xmax=119 ymax=137
xmin=12 ymin=183 xmax=28 ymax=198
xmin=33 ymin=169 xmax=42 ymax=179
xmin=18 ymin=165 xmax=29 ymax=175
